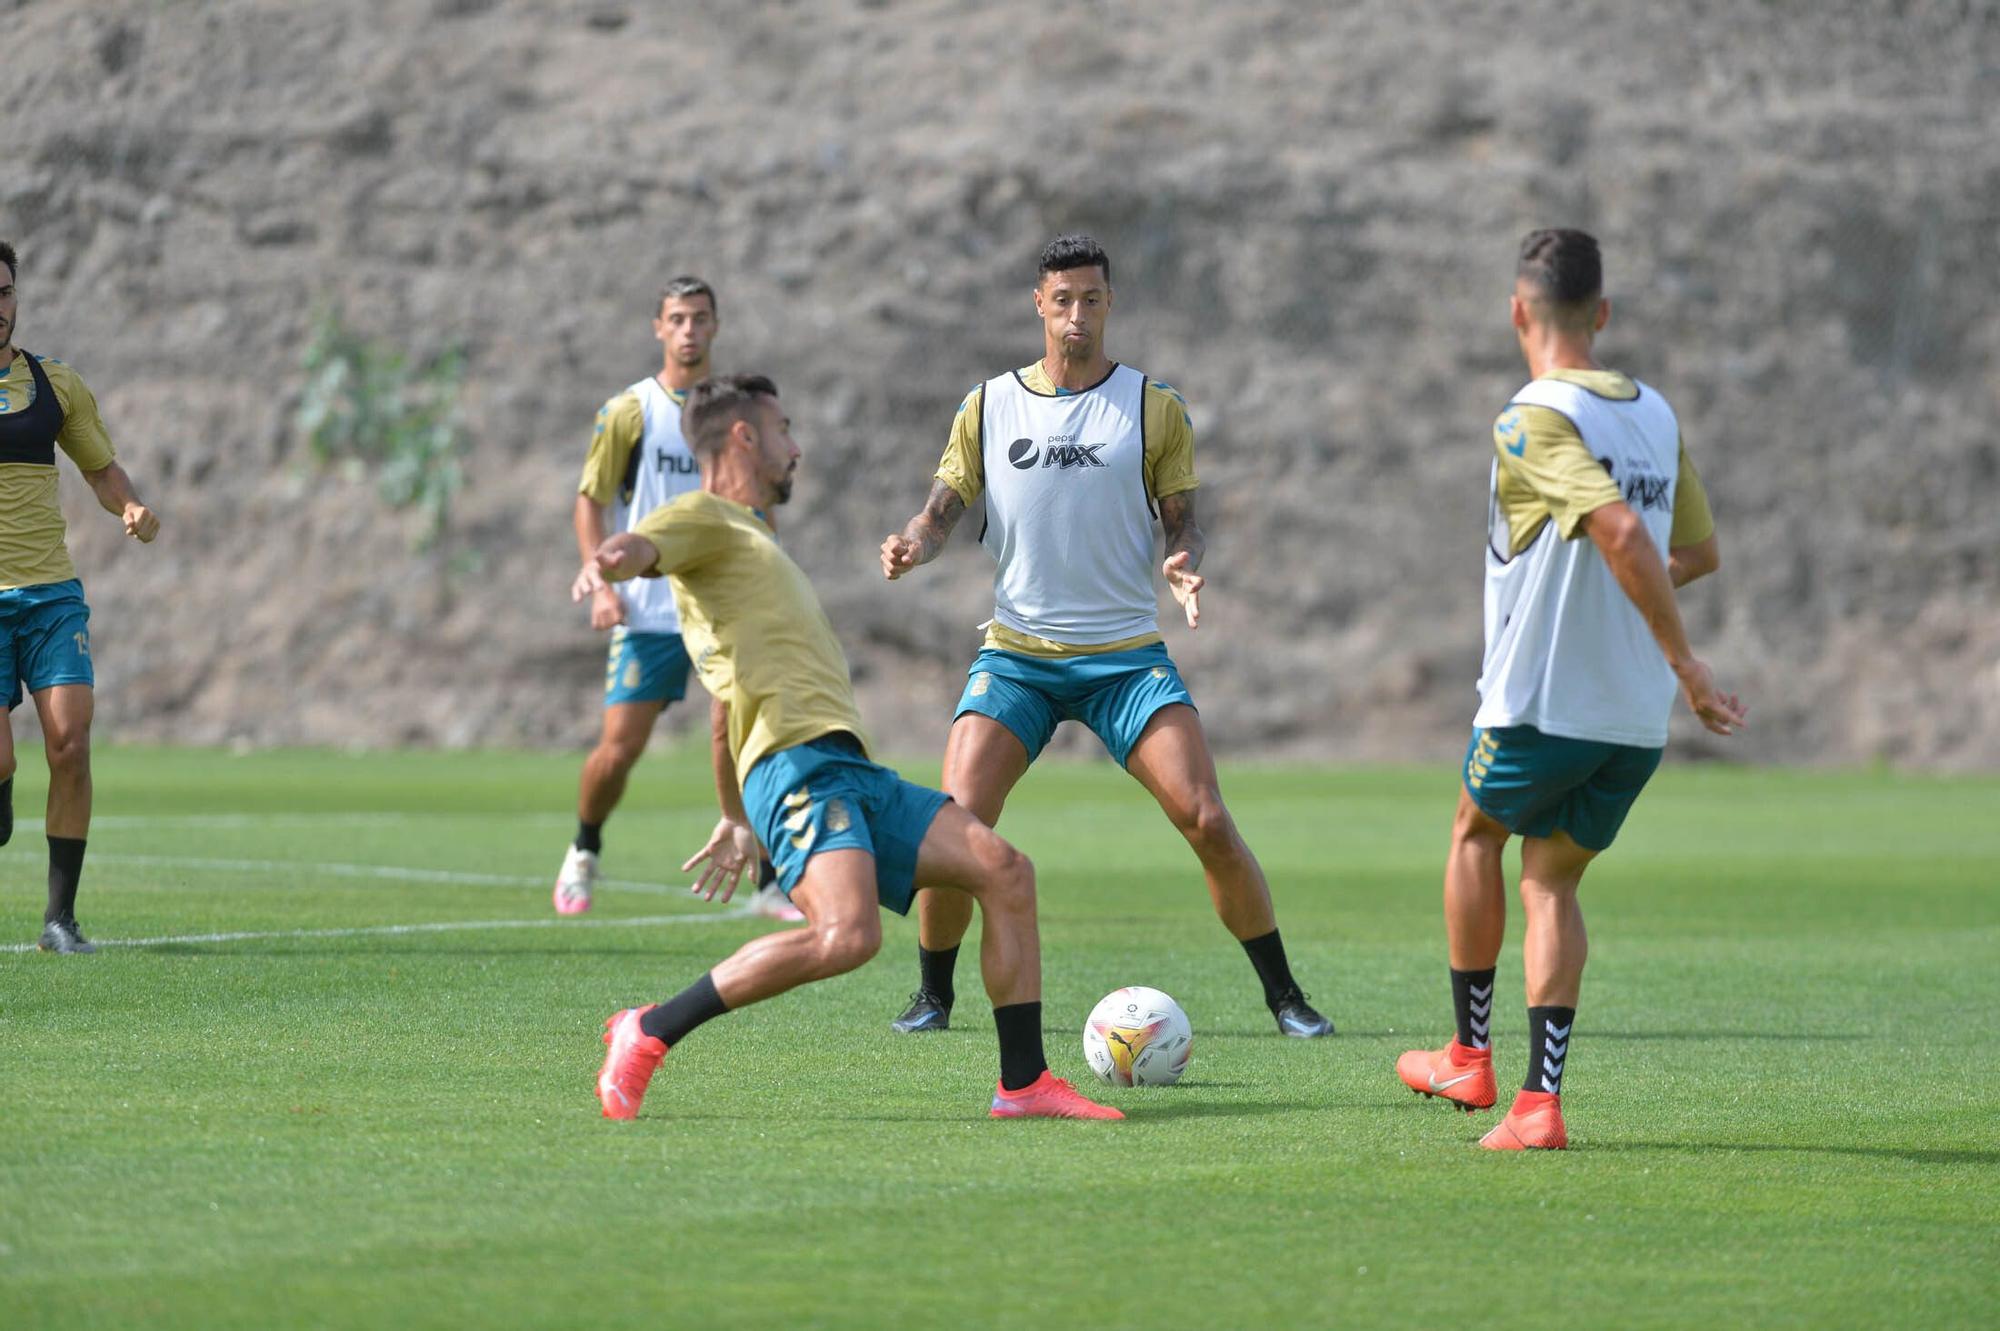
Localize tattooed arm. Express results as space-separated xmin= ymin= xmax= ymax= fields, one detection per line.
xmin=1157 ymin=490 xmax=1206 ymax=629
xmin=879 ymin=480 xmax=968 ymax=580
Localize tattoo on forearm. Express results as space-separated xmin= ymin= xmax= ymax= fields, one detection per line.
xmin=904 ymin=480 xmax=967 ymax=564
xmin=1158 ymin=491 xmax=1205 ymax=570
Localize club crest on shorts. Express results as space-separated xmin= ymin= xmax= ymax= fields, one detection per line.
xmin=824 ymin=798 xmax=852 ymax=834
xmin=970 ymin=672 xmax=992 ymax=697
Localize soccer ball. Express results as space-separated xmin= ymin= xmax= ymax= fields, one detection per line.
xmin=1083 ymin=986 xmax=1192 ymax=1087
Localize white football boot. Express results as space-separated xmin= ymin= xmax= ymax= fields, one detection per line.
xmin=748 ymin=881 xmax=805 ymax=922
xmin=553 ymin=844 xmax=599 ymax=916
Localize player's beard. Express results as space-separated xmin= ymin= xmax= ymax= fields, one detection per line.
xmin=771 ymin=463 xmax=795 ymax=505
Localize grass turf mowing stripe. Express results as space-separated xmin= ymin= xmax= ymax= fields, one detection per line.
xmin=0 ymin=906 xmax=755 ymax=952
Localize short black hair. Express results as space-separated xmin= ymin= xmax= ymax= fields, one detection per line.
xmin=1038 ymin=233 xmax=1111 ymax=285
xmin=681 ymin=374 xmax=778 ymax=458
xmin=0 ymin=241 xmax=15 ymax=281
xmin=1517 ymin=229 xmax=1601 ymax=311
xmin=658 ymin=275 xmax=717 ymax=318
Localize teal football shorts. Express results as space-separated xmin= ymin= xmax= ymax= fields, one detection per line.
xmin=953 ymin=642 xmax=1194 ymax=768
xmin=1462 ymin=724 xmax=1664 ymax=852
xmin=740 ymin=733 xmax=951 ymax=914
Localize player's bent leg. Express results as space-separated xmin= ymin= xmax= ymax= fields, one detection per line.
xmin=1124 ymin=704 xmax=1274 ymax=939
xmin=914 ymin=804 xmax=1119 ymax=1120
xmin=712 ymin=849 xmax=882 ymax=1007
xmin=1126 ymin=705 xmax=1331 ymax=1037
xmin=558 ymin=700 xmax=665 ymax=915
xmin=895 ymin=714 xmax=1032 ymax=1032
xmin=913 ymin=801 xmax=1038 ymax=1008
xmin=597 ymin=851 xmax=881 ymax=1121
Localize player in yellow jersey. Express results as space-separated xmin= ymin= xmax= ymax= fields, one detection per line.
xmin=1395 ymin=229 xmax=1744 ymax=1149
xmin=558 ymin=277 xmax=800 ymax=922
xmin=878 ymin=235 xmax=1332 ymax=1038
xmin=575 ymin=375 xmax=1118 ymax=1121
xmin=0 ymin=241 xmax=160 ymax=954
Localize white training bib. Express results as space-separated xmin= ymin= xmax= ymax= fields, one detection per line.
xmin=611 ymin=377 xmax=703 ymax=634
xmin=1475 ymin=376 xmax=1684 ymax=748
xmin=979 ymin=364 xmax=1158 ymax=645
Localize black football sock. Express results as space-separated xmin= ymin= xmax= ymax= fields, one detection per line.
xmin=1451 ymin=967 xmax=1497 ymax=1050
xmin=994 ymin=1001 xmax=1047 ymax=1091
xmin=0 ymin=775 xmax=14 ymax=846
xmin=918 ymin=943 xmax=960 ymax=1008
xmin=639 ymin=972 xmax=728 ymax=1046
xmin=1524 ymin=1005 xmax=1576 ymax=1095
xmin=46 ymin=835 xmax=86 ymax=925
xmin=1240 ymin=929 xmax=1300 ymax=1010
xmin=575 ymin=821 xmax=604 ymax=855
xmin=756 ymin=858 xmax=776 ymax=889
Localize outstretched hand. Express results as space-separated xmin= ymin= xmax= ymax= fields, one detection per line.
xmin=571 ymin=533 xmax=658 ymax=603
xmin=880 ymin=533 xmax=919 ymax=580
xmin=1162 ymin=551 xmax=1204 ymax=629
xmin=681 ymin=816 xmax=763 ymax=903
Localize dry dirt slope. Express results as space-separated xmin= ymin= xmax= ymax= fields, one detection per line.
xmin=4 ymin=0 xmax=1996 ymax=765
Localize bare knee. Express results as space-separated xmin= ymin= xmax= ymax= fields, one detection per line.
xmin=1452 ymin=797 xmax=1509 ymax=855
xmin=1172 ymin=789 xmax=1238 ymax=860
xmin=594 ymin=732 xmax=647 ymax=774
xmin=810 ymin=919 xmax=881 ymax=977
xmin=43 ymin=726 xmax=90 ymax=777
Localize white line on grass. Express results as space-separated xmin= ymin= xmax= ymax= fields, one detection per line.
xmin=0 ymin=908 xmax=756 ymax=953
xmin=0 ymin=850 xmax=694 ymax=896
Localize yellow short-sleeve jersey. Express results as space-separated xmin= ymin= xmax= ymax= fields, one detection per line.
xmin=1491 ymin=403 xmax=1625 ymax=557
xmin=576 ymin=389 xmax=648 ymax=506
xmin=934 ymin=363 xmax=1199 ymax=507
xmin=0 ymin=352 xmax=117 ymax=590
xmin=1669 ymin=440 xmax=1714 ymax=547
xmin=628 ymin=490 xmax=868 ymax=781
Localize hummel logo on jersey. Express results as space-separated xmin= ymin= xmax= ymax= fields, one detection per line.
xmin=1496 ymin=409 xmax=1528 ymax=458
xmin=1008 ymin=437 xmax=1108 ymax=470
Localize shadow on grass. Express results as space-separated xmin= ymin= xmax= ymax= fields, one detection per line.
xmin=1595 ymin=1141 xmax=2000 ymax=1166
xmin=798 ymin=1098 xmax=1317 ymax=1125
xmin=1585 ymin=1030 xmax=1867 ymax=1042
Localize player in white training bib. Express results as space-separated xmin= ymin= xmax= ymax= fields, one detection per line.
xmin=556 ymin=277 xmax=800 ymax=922
xmin=878 ymin=234 xmax=1334 ymax=1039
xmin=1396 ymin=229 xmax=1746 ymax=1151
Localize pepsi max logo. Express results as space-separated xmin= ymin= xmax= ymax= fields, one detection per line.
xmin=1008 ymin=438 xmax=1038 ymax=469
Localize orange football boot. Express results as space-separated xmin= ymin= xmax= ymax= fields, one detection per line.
xmin=1396 ymin=1039 xmax=1498 ymax=1111
xmin=597 ymin=1006 xmax=668 ymax=1120
xmin=1479 ymin=1090 xmax=1567 ymax=1150
xmin=989 ymin=1070 xmax=1124 ymax=1120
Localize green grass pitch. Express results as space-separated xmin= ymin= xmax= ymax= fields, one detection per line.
xmin=2 ymin=746 xmax=1995 ymax=1328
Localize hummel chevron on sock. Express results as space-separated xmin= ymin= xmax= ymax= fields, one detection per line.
xmin=1525 ymin=1004 xmax=1575 ymax=1095
xmin=1451 ymin=967 xmax=1496 ymax=1050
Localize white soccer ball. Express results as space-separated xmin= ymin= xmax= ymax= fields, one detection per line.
xmin=1083 ymin=986 xmax=1192 ymax=1087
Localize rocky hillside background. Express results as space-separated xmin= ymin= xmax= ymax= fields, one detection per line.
xmin=4 ymin=0 xmax=1996 ymax=766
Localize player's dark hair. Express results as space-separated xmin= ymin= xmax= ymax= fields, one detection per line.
xmin=1517 ymin=229 xmax=1601 ymax=314
xmin=657 ymin=275 xmax=717 ymax=318
xmin=0 ymin=241 xmax=15 ymax=281
xmin=1038 ymin=233 xmax=1111 ymax=285
xmin=682 ymin=374 xmax=778 ymax=458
